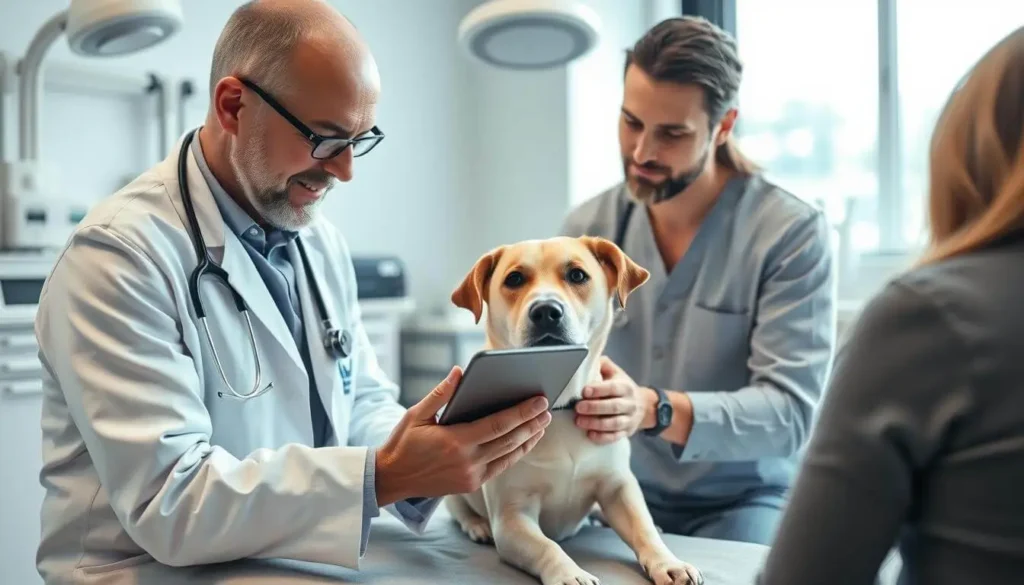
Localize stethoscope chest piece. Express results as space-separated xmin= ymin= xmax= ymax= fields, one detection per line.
xmin=325 ymin=327 xmax=353 ymax=359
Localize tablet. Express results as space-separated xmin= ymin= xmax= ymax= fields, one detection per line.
xmin=436 ymin=345 xmax=590 ymax=425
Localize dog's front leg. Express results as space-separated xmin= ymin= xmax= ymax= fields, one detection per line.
xmin=597 ymin=475 xmax=703 ymax=585
xmin=486 ymin=487 xmax=599 ymax=585
xmin=446 ymin=492 xmax=493 ymax=543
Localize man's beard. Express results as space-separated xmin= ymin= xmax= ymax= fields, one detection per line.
xmin=624 ymin=140 xmax=711 ymax=205
xmin=228 ymin=129 xmax=333 ymax=231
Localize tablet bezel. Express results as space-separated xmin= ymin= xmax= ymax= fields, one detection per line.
xmin=436 ymin=344 xmax=590 ymax=425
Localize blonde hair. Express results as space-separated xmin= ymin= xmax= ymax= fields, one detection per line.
xmin=917 ymin=26 xmax=1024 ymax=265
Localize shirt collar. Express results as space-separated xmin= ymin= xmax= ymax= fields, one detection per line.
xmin=189 ymin=129 xmax=298 ymax=247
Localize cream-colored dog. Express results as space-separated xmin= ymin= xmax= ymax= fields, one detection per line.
xmin=445 ymin=235 xmax=703 ymax=585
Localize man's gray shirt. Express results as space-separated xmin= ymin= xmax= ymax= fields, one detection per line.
xmin=560 ymin=174 xmax=837 ymax=517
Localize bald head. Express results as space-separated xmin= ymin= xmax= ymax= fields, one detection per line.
xmin=200 ymin=0 xmax=383 ymax=232
xmin=209 ymin=0 xmax=376 ymax=99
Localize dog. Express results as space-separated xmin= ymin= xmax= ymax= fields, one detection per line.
xmin=445 ymin=235 xmax=703 ymax=585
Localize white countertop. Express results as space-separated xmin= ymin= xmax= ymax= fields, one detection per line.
xmin=358 ymin=297 xmax=416 ymax=317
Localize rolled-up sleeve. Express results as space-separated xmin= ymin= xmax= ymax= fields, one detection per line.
xmin=679 ymin=212 xmax=837 ymax=462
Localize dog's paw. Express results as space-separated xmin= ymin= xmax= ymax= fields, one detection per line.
xmin=646 ymin=556 xmax=703 ymax=585
xmin=541 ymin=567 xmax=600 ymax=585
xmin=457 ymin=516 xmax=493 ymax=544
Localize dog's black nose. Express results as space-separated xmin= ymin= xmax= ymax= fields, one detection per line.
xmin=529 ymin=300 xmax=564 ymax=326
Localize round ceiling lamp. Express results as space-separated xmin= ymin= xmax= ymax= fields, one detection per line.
xmin=67 ymin=0 xmax=184 ymax=57
xmin=458 ymin=0 xmax=601 ymax=70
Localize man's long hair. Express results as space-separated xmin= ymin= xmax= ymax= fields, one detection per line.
xmin=625 ymin=16 xmax=759 ymax=175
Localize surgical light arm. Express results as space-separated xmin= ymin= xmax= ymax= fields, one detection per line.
xmin=18 ymin=10 xmax=69 ymax=162
xmin=2 ymin=0 xmax=184 ymax=251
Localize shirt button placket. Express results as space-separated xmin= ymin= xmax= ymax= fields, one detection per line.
xmin=650 ymin=298 xmax=673 ymax=383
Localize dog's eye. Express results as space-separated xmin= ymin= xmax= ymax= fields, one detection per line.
xmin=503 ymin=271 xmax=525 ymax=288
xmin=567 ymin=267 xmax=589 ymax=284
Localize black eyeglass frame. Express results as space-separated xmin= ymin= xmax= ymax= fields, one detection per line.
xmin=238 ymin=77 xmax=384 ymax=160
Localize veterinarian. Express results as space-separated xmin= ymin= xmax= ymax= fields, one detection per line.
xmin=33 ymin=2 xmax=550 ymax=583
xmin=560 ymin=16 xmax=836 ymax=546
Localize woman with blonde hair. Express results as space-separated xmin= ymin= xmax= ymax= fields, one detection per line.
xmin=757 ymin=25 xmax=1024 ymax=585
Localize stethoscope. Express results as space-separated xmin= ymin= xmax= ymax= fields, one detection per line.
xmin=611 ymin=199 xmax=636 ymax=329
xmin=177 ymin=128 xmax=353 ymax=400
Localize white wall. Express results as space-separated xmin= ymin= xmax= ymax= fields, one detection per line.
xmin=457 ymin=0 xmax=663 ymax=284
xmin=1 ymin=2 xmax=665 ymax=584
xmin=1 ymin=0 xmax=485 ymax=309
xmin=460 ymin=63 xmax=569 ymax=257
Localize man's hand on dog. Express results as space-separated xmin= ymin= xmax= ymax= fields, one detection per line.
xmin=574 ymin=356 xmax=657 ymax=444
xmin=374 ymin=366 xmax=552 ymax=506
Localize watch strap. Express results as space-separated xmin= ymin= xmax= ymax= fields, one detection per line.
xmin=643 ymin=386 xmax=671 ymax=436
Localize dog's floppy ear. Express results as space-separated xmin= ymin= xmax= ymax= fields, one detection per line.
xmin=581 ymin=236 xmax=649 ymax=309
xmin=451 ymin=247 xmax=505 ymax=323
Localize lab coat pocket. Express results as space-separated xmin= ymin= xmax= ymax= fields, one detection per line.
xmin=679 ymin=303 xmax=752 ymax=392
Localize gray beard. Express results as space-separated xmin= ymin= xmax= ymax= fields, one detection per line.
xmin=228 ymin=136 xmax=328 ymax=231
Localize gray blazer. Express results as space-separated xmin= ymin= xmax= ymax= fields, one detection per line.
xmin=560 ymin=175 xmax=837 ymax=516
xmin=759 ymin=232 xmax=1024 ymax=584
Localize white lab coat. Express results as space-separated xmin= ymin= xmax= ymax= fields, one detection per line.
xmin=33 ymin=136 xmax=434 ymax=584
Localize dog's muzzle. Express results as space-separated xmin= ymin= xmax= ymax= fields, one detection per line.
xmin=525 ymin=299 xmax=571 ymax=346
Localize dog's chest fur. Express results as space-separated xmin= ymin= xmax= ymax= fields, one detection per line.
xmin=488 ymin=411 xmax=632 ymax=541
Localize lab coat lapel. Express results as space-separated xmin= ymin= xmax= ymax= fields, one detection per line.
xmin=219 ymin=235 xmax=306 ymax=374
xmin=289 ymin=235 xmax=341 ymax=431
xmin=165 ymin=135 xmax=306 ymax=377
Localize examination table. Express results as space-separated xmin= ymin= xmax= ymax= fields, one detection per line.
xmin=110 ymin=507 xmax=769 ymax=584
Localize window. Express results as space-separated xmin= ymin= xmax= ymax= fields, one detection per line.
xmin=733 ymin=0 xmax=879 ymax=253
xmin=728 ymin=0 xmax=1024 ymax=260
xmin=895 ymin=0 xmax=1024 ymax=249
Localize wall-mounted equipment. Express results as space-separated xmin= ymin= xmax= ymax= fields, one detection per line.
xmin=457 ymin=0 xmax=601 ymax=70
xmin=1 ymin=0 xmax=183 ymax=251
xmin=353 ymin=256 xmax=407 ymax=300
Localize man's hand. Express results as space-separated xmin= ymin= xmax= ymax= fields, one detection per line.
xmin=574 ymin=356 xmax=657 ymax=444
xmin=374 ymin=366 xmax=552 ymax=506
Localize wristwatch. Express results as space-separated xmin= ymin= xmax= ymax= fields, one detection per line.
xmin=643 ymin=387 xmax=672 ymax=436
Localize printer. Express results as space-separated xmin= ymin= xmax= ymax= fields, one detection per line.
xmin=351 ymin=256 xmax=406 ymax=300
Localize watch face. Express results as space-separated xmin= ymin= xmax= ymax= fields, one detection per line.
xmin=657 ymin=403 xmax=672 ymax=426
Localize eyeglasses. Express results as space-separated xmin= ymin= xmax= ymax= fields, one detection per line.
xmin=239 ymin=78 xmax=385 ymax=160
